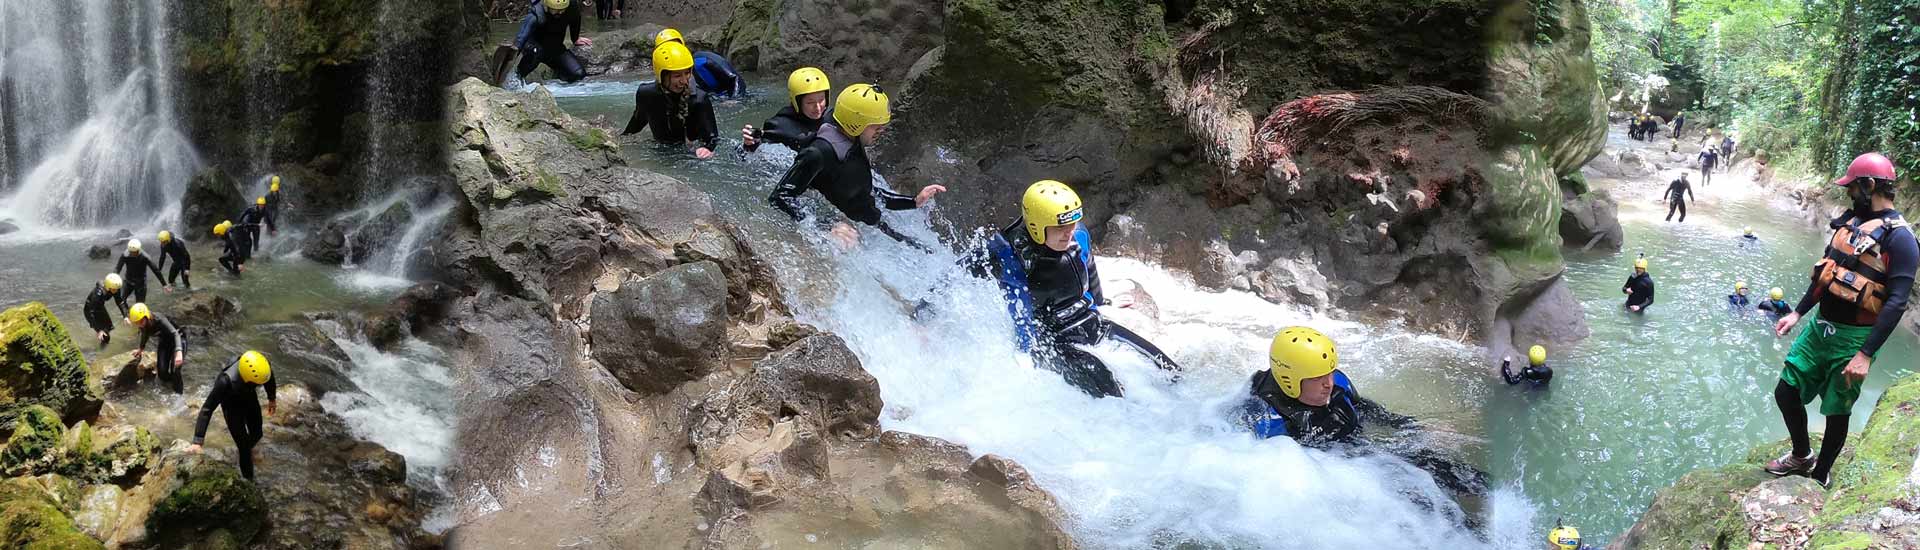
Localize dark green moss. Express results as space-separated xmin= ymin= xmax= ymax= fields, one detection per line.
xmin=0 ymin=406 xmax=66 ymax=477
xmin=0 ymin=483 xmax=103 ymax=550
xmin=148 ymin=462 xmax=267 ymax=547
xmin=0 ymin=304 xmax=101 ymax=427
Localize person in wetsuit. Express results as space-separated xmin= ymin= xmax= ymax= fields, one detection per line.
xmin=743 ymin=67 xmax=830 ymax=154
xmin=1743 ymin=226 xmax=1760 ymax=244
xmin=238 ymin=197 xmax=271 ymax=255
xmin=1698 ymin=146 xmax=1720 ymax=186
xmin=1758 ymin=287 xmax=1792 ymax=318
xmin=1671 ymin=111 xmax=1686 ymax=139
xmin=512 ymin=0 xmax=591 ymax=83
xmin=1663 ymin=172 xmax=1695 ymax=222
xmin=1501 ymin=345 xmax=1553 ymax=387
xmin=156 ymin=230 xmax=191 ymax=291
xmin=129 ymin=303 xmax=187 ymax=394
xmin=214 ymin=221 xmax=245 ymax=276
xmin=114 ymin=239 xmax=164 ymax=304
xmin=1720 ymin=135 xmax=1737 ymax=172
xmin=189 ymin=351 xmax=277 ymax=481
xmin=1763 ymin=152 xmax=1919 ymax=488
xmin=767 ymin=83 xmax=946 ymax=250
xmin=82 ymin=274 xmax=129 ymax=348
xmin=1622 ymin=257 xmax=1655 ymax=312
xmin=263 ymin=176 xmax=283 ymax=234
xmin=623 ymin=40 xmax=719 ymax=158
xmin=917 ymin=180 xmax=1180 ymax=398
xmin=653 ymin=29 xmax=746 ymax=98
xmin=1729 ymin=281 xmax=1752 ymax=308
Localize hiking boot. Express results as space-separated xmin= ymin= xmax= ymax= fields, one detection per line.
xmin=1765 ymin=453 xmax=1816 ymax=477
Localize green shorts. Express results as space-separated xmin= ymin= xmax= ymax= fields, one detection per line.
xmin=1781 ymin=315 xmax=1872 ymax=416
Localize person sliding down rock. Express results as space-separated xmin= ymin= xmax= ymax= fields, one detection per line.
xmin=1501 ymin=345 xmax=1553 ymax=387
xmin=912 ymin=181 xmax=1180 ymax=398
xmin=1763 ymin=152 xmax=1918 ymax=488
xmin=743 ymin=67 xmax=830 ymax=154
xmin=1622 ymin=256 xmax=1655 ymax=312
xmin=156 ymin=230 xmax=191 ymax=291
xmin=83 ymin=274 xmax=129 ymax=348
xmin=767 ymin=83 xmax=946 ymax=250
xmin=623 ymin=41 xmax=718 ymax=159
xmin=190 ymin=351 xmax=278 ymax=481
xmin=129 ymin=303 xmax=187 ymax=394
xmin=652 ymin=29 xmax=747 ymax=98
xmin=512 ymin=0 xmax=591 ymax=84
xmin=114 ymin=238 xmax=164 ymax=304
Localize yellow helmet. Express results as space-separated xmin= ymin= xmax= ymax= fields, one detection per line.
xmin=542 ymin=0 xmax=569 ymax=12
xmin=1743 ymin=226 xmax=1753 ymax=236
xmin=103 ymin=274 xmax=123 ymax=293
xmin=653 ymin=41 xmax=695 ymax=84
xmin=654 ymin=28 xmax=685 ymax=46
xmin=1735 ymin=281 xmax=1747 ymax=291
xmin=256 ymin=196 xmax=267 ymax=206
xmin=125 ymin=239 xmax=142 ymax=254
xmin=270 ymin=175 xmax=281 ymax=193
xmin=237 ymin=350 xmax=272 ymax=385
xmin=213 ymin=221 xmax=230 ymax=236
xmin=1528 ymin=345 xmax=1547 ymax=366
xmin=1634 ymin=257 xmax=1648 ymax=270
xmin=1021 ymin=180 xmax=1084 ymax=243
xmin=1548 ymin=526 xmax=1580 ymax=550
xmin=1268 ymin=326 xmax=1338 ymax=399
xmin=129 ymin=303 xmax=151 ymax=325
xmin=158 ymin=230 xmax=172 ymax=243
xmin=1770 ymin=287 xmax=1785 ymax=301
xmin=831 ymin=83 xmax=891 ymax=137
xmin=787 ymin=67 xmax=831 ymax=112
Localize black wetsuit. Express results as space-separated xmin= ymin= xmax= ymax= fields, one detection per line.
xmin=262 ymin=190 xmax=282 ymax=232
xmin=1699 ymin=149 xmax=1719 ymax=185
xmin=114 ymin=252 xmax=163 ymax=303
xmin=1623 ymin=272 xmax=1655 ymax=311
xmin=218 ymin=232 xmax=245 ymax=276
xmin=1237 ymin=369 xmax=1487 ymax=496
xmin=1665 ymin=178 xmax=1694 ymax=222
xmin=1728 ymin=293 xmax=1751 ymax=308
xmin=745 ymin=105 xmax=824 ymax=153
xmin=1759 ymin=299 xmax=1792 ymax=316
xmin=137 ymin=312 xmax=187 ymax=394
xmin=769 ymin=123 xmax=926 ymax=248
xmin=192 ymin=359 xmax=277 ymax=481
xmin=691 ymin=51 xmax=745 ymax=97
xmin=1501 ymin=358 xmax=1553 ymax=387
xmin=622 ymin=82 xmax=719 ymax=150
xmin=513 ymin=3 xmax=585 ymax=83
xmin=238 ymin=205 xmax=268 ymax=255
xmin=1672 ymin=114 xmax=1686 ymax=138
xmin=157 ymin=238 xmax=191 ymax=290
xmin=82 ymin=283 xmax=128 ymax=347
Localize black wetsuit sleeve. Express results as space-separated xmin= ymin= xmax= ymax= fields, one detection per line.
xmin=1686 ymin=183 xmax=1695 ymax=203
xmin=1349 ymin=386 xmax=1413 ymax=428
xmin=265 ymin=373 xmax=278 ymax=403
xmin=138 ymin=324 xmax=152 ymax=353
xmin=1862 ymin=228 xmax=1919 ymax=356
xmin=159 ymin=316 xmax=184 ymax=355
xmin=192 ymin=373 xmax=229 ymax=445
xmin=1794 ymin=260 xmax=1824 ymax=317
xmin=142 ymin=256 xmax=163 ymax=281
xmin=623 ymin=88 xmax=648 ymax=136
xmin=691 ymin=97 xmax=719 ymax=150
xmin=155 ymin=249 xmax=167 ymax=273
xmin=874 ymin=186 xmax=918 ymax=211
xmin=1086 ymin=251 xmax=1107 ymax=306
xmin=566 ymin=8 xmax=581 ymax=45
xmin=770 ymin=147 xmax=827 ymax=224
xmin=1500 ymin=359 xmax=1521 ymax=385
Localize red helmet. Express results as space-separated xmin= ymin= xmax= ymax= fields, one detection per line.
xmin=1834 ymin=152 xmax=1896 ymax=186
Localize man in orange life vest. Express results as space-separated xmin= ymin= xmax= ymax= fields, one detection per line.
xmin=1763 ymin=152 xmax=1918 ymax=488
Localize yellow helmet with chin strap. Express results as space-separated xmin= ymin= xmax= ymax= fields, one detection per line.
xmin=1548 ymin=525 xmax=1581 ymax=550
xmin=787 ymin=67 xmax=831 ymax=112
xmin=1529 ymin=345 xmax=1547 ymax=366
xmin=831 ymin=84 xmax=891 ymax=137
xmin=654 ymin=28 xmax=684 ymax=46
xmin=652 ymin=41 xmax=694 ymax=84
xmin=1771 ymin=287 xmax=1786 ymax=301
xmin=1021 ymin=180 xmax=1084 ymax=244
xmin=129 ymin=303 xmax=151 ymax=325
xmin=270 ymin=175 xmax=281 ymax=193
xmin=103 ymin=274 xmax=123 ymax=293
xmin=542 ymin=0 xmax=569 ymax=12
xmin=1269 ymin=326 xmax=1338 ymax=399
xmin=1634 ymin=257 xmax=1648 ymax=270
xmin=1736 ymin=281 xmax=1748 ymax=292
xmin=158 ymin=230 xmax=172 ymax=243
xmin=237 ymin=350 xmax=272 ymax=385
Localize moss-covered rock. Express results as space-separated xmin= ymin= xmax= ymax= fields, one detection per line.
xmin=146 ymin=462 xmax=267 ymax=548
xmin=0 ymin=305 xmax=101 ymax=430
xmin=0 ymin=406 xmax=66 ymax=478
xmin=179 ymin=169 xmax=245 ymax=244
xmin=0 ymin=482 xmax=105 ymax=550
xmin=0 ymin=405 xmax=157 ymax=486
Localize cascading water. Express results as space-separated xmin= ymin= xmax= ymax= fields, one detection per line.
xmin=0 ymin=0 xmax=199 ymax=230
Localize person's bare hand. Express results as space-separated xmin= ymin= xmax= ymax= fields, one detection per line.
xmin=695 ymin=147 xmax=714 ymax=159
xmin=576 ymin=37 xmax=593 ymax=48
xmin=914 ymin=185 xmax=948 ymax=207
xmin=1774 ymin=312 xmax=1800 ymax=337
xmin=187 ymin=444 xmax=202 ymax=454
xmin=1628 ymin=305 xmax=1641 ymax=312
xmin=829 ymin=223 xmax=860 ymax=249
xmin=1842 ymin=352 xmax=1871 ymax=389
xmin=741 ymin=125 xmax=758 ymax=147
xmin=1112 ymin=294 xmax=1136 ymax=309
xmin=266 ymin=401 xmax=278 ymax=417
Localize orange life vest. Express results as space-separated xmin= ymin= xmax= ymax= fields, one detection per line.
xmin=1814 ymin=213 xmax=1911 ymax=324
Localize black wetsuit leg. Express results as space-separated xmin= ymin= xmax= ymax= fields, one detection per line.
xmin=157 ymin=341 xmax=183 ymax=394
xmin=83 ymin=305 xmax=112 ymax=348
xmin=1665 ymin=200 xmax=1687 ymax=222
xmin=549 ymin=50 xmax=585 ymax=83
xmin=1775 ymin=378 xmax=1812 ymax=457
xmin=514 ymin=47 xmax=545 ymax=80
xmin=126 ymin=281 xmax=147 ymax=304
xmin=1106 ymin=321 xmax=1181 ymax=373
xmin=222 ymin=404 xmax=263 ymax=480
xmin=218 ymin=254 xmax=239 ymax=275
xmin=1037 ymin=344 xmax=1123 ymax=398
xmin=167 ymin=261 xmax=191 ymax=290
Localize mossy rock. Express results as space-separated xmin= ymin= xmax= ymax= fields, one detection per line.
xmin=1479 ymin=144 xmax=1565 ymax=277
xmin=0 ymin=482 xmax=104 ymax=550
xmin=0 ymin=304 xmax=105 ymax=427
xmin=146 ymin=462 xmax=266 ymax=548
xmin=0 ymin=406 xmax=67 ymax=478
xmin=1801 ymin=372 xmax=1920 ymax=544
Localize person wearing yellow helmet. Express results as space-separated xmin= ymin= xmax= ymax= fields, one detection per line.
xmin=263 ymin=175 xmax=283 ymax=235
xmin=238 ymin=196 xmax=272 ymax=255
xmin=744 ymin=67 xmax=832 ymax=154
xmin=623 ymin=40 xmax=720 ymax=158
xmin=1501 ymin=344 xmax=1554 ymax=387
xmin=769 ymin=83 xmax=947 ymax=249
xmin=129 ymin=302 xmax=188 ymax=394
xmin=1547 ymin=521 xmax=1592 ymax=550
xmin=1663 ymin=171 xmax=1695 ymax=222
xmin=156 ymin=229 xmax=192 ymax=291
xmin=1727 ymin=280 xmax=1751 ymax=308
xmin=1758 ymin=286 xmax=1792 ymax=318
xmin=83 ymin=273 xmax=131 ymax=348
xmin=215 ymin=220 xmax=246 ymax=276
xmin=1239 ymin=326 xmax=1405 ymax=445
xmin=114 ymin=238 xmax=164 ymax=303
xmin=1742 ymin=226 xmax=1758 ymax=242
xmin=1622 ymin=255 xmax=1655 ymax=312
xmin=511 ymin=0 xmax=591 ymax=83
xmin=650 ymin=28 xmax=746 ymax=97
xmin=189 ymin=350 xmax=278 ymax=481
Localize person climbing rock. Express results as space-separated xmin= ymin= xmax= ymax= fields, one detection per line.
xmin=129 ymin=303 xmax=187 ymax=394
xmin=1728 ymin=281 xmax=1752 ymax=308
xmin=1622 ymin=257 xmax=1655 ymax=312
xmin=1501 ymin=345 xmax=1553 ymax=387
xmin=189 ymin=350 xmax=277 ymax=481
xmin=623 ymin=40 xmax=718 ymax=158
xmin=114 ymin=239 xmax=164 ymax=304
xmin=653 ymin=29 xmax=746 ymax=98
xmin=263 ymin=176 xmax=283 ymax=235
xmin=1764 ymin=152 xmax=1918 ymax=488
xmin=743 ymin=67 xmax=830 ymax=154
xmin=215 ymin=221 xmax=245 ymax=277
xmin=156 ymin=230 xmax=191 ymax=291
xmin=82 ymin=274 xmax=129 ymax=349
xmin=512 ymin=0 xmax=591 ymax=83
xmin=914 ymin=180 xmax=1179 ymax=398
xmin=1758 ymin=287 xmax=1792 ymax=318
xmin=238 ymin=197 xmax=270 ymax=255
xmin=1698 ymin=145 xmax=1719 ymax=186
xmin=1671 ymin=111 xmax=1686 ymax=139
xmin=1663 ymin=172 xmax=1695 ymax=222
xmin=768 ymin=83 xmax=946 ymax=250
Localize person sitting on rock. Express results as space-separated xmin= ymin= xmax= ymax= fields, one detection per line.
xmin=743 ymin=67 xmax=831 ymax=154
xmin=767 ymin=83 xmax=946 ymax=250
xmin=623 ymin=40 xmax=719 ymax=159
xmin=263 ymin=175 xmax=283 ymax=235
xmin=215 ymin=221 xmax=246 ymax=277
xmin=1663 ymin=172 xmax=1694 ymax=222
xmin=189 ymin=350 xmax=277 ymax=481
xmin=1622 ymin=256 xmax=1655 ymax=312
xmin=156 ymin=230 xmax=191 ymax=292
xmin=238 ymin=196 xmax=271 ymax=255
xmin=1758 ymin=287 xmax=1792 ymax=318
xmin=913 ymin=180 xmax=1179 ymax=398
xmin=83 ymin=274 xmax=129 ymax=349
xmin=512 ymin=0 xmax=591 ymax=84
xmin=653 ymin=29 xmax=746 ymax=98
xmin=1728 ymin=281 xmax=1752 ymax=308
xmin=1501 ymin=345 xmax=1553 ymax=387
xmin=129 ymin=303 xmax=186 ymax=394
xmin=114 ymin=238 xmax=164 ymax=304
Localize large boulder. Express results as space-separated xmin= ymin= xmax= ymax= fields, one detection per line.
xmin=299 ymin=213 xmax=362 ymax=265
xmin=0 ymin=303 xmax=105 ymax=426
xmin=589 ymin=261 xmax=729 ymax=395
xmin=169 ymin=292 xmax=240 ymax=331
xmin=144 ymin=461 xmax=267 ymax=548
xmin=366 ymin=281 xmax=462 ymax=351
xmin=718 ymin=0 xmax=943 ymax=87
xmin=347 ymin=201 xmax=415 ymax=265
xmin=1560 ymin=189 xmax=1624 ymax=252
xmin=0 ymin=480 xmax=105 ymax=549
xmin=179 ymin=168 xmax=244 ymax=243
xmin=0 ymin=405 xmax=159 ymax=485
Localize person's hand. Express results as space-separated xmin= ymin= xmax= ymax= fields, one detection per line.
xmin=915 ymin=184 xmax=948 ymax=207
xmin=266 ymin=401 xmax=278 ymax=417
xmin=163 ymin=285 xmax=173 ymax=293
xmin=1842 ymin=352 xmax=1871 ymax=389
xmin=131 ymin=349 xmax=143 ymax=359
xmin=694 ymin=147 xmax=714 ymax=159
xmin=612 ymin=9 xmax=621 ymax=17
xmin=1629 ymin=305 xmax=1642 ymax=312
xmin=174 ymin=353 xmax=185 ymax=368
xmin=828 ymin=222 xmax=860 ymax=249
xmin=741 ymin=125 xmax=758 ymax=147
xmin=96 ymin=331 xmax=108 ymax=342
xmin=576 ymin=37 xmax=593 ymax=48
xmin=1774 ymin=312 xmax=1800 ymax=337
xmin=187 ymin=443 xmax=202 ymax=454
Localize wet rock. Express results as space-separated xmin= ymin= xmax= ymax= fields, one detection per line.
xmin=69 ymin=483 xmax=125 ymax=542
xmin=367 ymin=281 xmax=461 ymax=351
xmin=87 ymin=244 xmax=112 ymax=260
xmin=718 ymin=0 xmax=942 ymax=86
xmin=145 ymin=460 xmax=267 ymax=548
xmin=0 ymin=478 xmax=105 ymax=549
xmin=113 ymin=229 xmax=132 ymax=240
xmin=180 ymin=168 xmax=244 ymax=243
xmin=1250 ymin=252 xmax=1333 ymax=311
xmin=170 ymin=292 xmax=240 ymax=330
xmin=348 ymin=201 xmax=415 ymax=265
xmin=0 ymin=220 xmax=17 ymax=235
xmin=346 ymin=442 xmax=407 ymax=485
xmin=0 ymin=405 xmax=157 ymax=486
xmin=0 ymin=303 xmax=106 ymax=425
xmin=1487 ymin=276 xmax=1589 ymax=369
xmin=299 ymin=213 xmax=362 ymax=265
xmin=1560 ymin=190 xmax=1624 ymax=252
xmin=92 ymin=350 xmax=156 ymax=392
xmin=590 ymin=261 xmax=729 ymax=395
